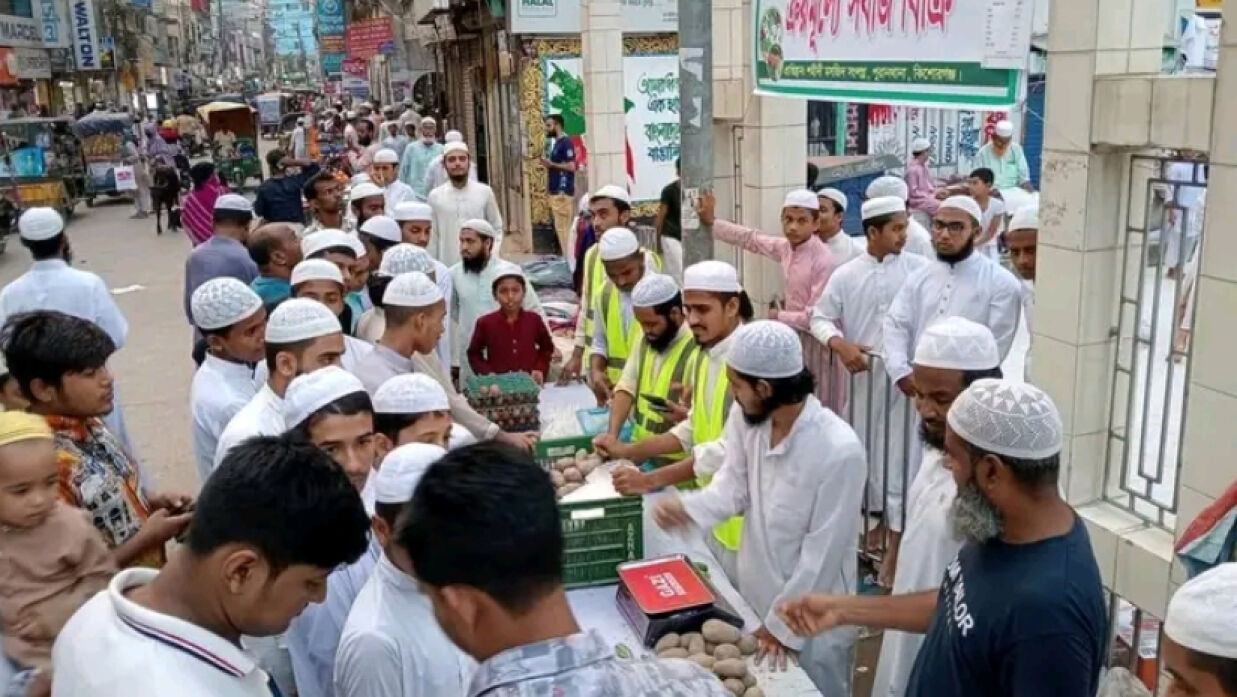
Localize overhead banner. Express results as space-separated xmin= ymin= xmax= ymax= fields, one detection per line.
xmin=39 ymin=0 xmax=68 ymax=48
xmin=316 ymin=0 xmax=345 ymax=60
xmin=509 ymin=0 xmax=675 ymax=34
xmin=345 ymin=17 xmax=393 ymax=59
xmin=752 ymin=0 xmax=1022 ymax=109
xmin=623 ymin=54 xmax=679 ymax=203
xmin=70 ymin=0 xmax=102 ymax=70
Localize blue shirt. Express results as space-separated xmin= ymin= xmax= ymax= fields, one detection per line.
xmin=183 ymin=236 xmax=260 ymax=323
xmin=907 ymin=517 xmax=1106 ymax=697
xmin=253 ymin=163 xmax=320 ymax=224
xmin=250 ymin=275 xmax=291 ymax=309
xmin=548 ymin=136 xmax=575 ymax=195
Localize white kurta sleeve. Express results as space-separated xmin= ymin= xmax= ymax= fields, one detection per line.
xmin=882 ymin=272 xmax=918 ymax=383
xmin=484 ymin=187 xmax=504 ymax=253
xmin=809 ymin=272 xmax=846 ymax=347
xmin=334 ymin=632 xmax=402 ymax=697
xmin=93 ymin=276 xmax=129 ymax=348
xmin=988 ymin=273 xmax=1023 ymax=361
xmin=436 ymin=270 xmax=454 ymax=373
xmin=681 ymin=407 xmax=751 ymax=527
xmin=591 ymin=291 xmax=610 ymax=357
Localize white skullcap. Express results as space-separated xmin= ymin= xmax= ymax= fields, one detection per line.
xmin=591 ymin=184 xmax=631 ymax=206
xmin=447 ymin=422 xmax=477 ymax=450
xmin=373 ymin=148 xmax=399 ymax=164
xmin=190 ymin=278 xmax=263 ymax=330
xmin=283 ymin=366 xmax=367 ymax=430
xmin=994 ymin=119 xmax=1015 ymax=138
xmin=384 ymin=271 xmax=443 ymax=307
xmin=345 ymin=110 xmax=357 ymax=119
xmin=490 ymin=262 xmax=525 ymax=287
xmin=350 ymin=181 xmax=384 ymax=202
xmin=946 ymin=379 xmax=1063 ymax=460
xmin=861 ymin=195 xmax=906 ymax=221
xmin=392 ymin=201 xmax=433 ymax=222
xmin=214 ymin=193 xmax=253 ymax=213
xmin=461 ymin=218 xmax=496 ymax=239
xmin=631 ymin=273 xmax=680 ymax=308
xmin=1164 ymin=563 xmax=1237 ymax=659
xmin=350 ymin=173 xmax=372 ymax=186
xmin=296 ymin=117 xmax=305 ymax=125
xmin=727 ymin=320 xmax=804 ymax=379
xmin=360 ymin=215 xmax=401 ymax=243
xmin=682 ymin=260 xmax=742 ymax=293
xmin=866 ymin=175 xmax=909 ymax=201
xmin=817 ymin=188 xmax=847 ymax=212
xmin=783 ymin=189 xmax=820 ymax=211
xmin=373 ymin=442 xmax=445 ymax=504
xmin=443 ymin=141 xmax=468 ymax=156
xmin=1008 ymin=205 xmax=1039 ymax=232
xmin=379 ymin=244 xmax=434 ymax=276
xmin=373 ymin=373 xmax=449 ymax=414
xmin=444 ymin=130 xmax=463 ymax=143
xmin=420 ymin=116 xmax=436 ymax=126
xmin=17 ymin=207 xmax=64 ymax=241
xmin=914 ymin=317 xmax=999 ymax=371
xmin=265 ymin=298 xmax=341 ymax=343
xmin=598 ymin=227 xmax=640 ymax=261
xmin=938 ymin=195 xmax=983 ymax=223
xmin=302 ymin=229 xmax=365 ymax=259
xmin=911 ymin=137 xmax=932 ymax=153
xmin=291 ymin=258 xmax=344 ymax=287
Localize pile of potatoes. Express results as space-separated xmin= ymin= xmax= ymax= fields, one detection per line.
xmin=653 ymin=619 xmax=763 ymax=696
xmin=548 ymin=449 xmax=605 ymax=499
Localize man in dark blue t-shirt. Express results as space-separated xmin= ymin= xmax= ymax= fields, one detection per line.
xmin=253 ymin=149 xmax=320 ymax=224
xmin=541 ymin=113 xmax=576 ymax=256
xmin=777 ymin=379 xmax=1106 ymax=697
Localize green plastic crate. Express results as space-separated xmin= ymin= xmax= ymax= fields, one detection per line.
xmin=537 ymin=436 xmax=644 ymax=588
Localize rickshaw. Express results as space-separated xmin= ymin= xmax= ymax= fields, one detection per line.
xmin=72 ymin=111 xmax=134 ymax=207
xmin=256 ymin=92 xmax=292 ymax=139
xmin=198 ymin=101 xmax=263 ymax=189
xmin=0 ymin=116 xmax=88 ymax=225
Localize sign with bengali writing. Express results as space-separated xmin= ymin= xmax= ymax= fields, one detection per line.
xmin=509 ymin=0 xmax=675 ymax=34
xmin=345 ymin=17 xmax=394 ymax=60
xmin=316 ymin=0 xmax=345 ymax=75
xmin=752 ymin=0 xmax=1020 ymax=109
xmin=623 ymin=53 xmax=679 ymax=203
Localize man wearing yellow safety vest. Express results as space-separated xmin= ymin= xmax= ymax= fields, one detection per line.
xmin=594 ymin=260 xmax=753 ymax=576
xmin=587 ymin=228 xmax=649 ymax=405
xmin=560 ymin=185 xmax=661 ymax=385
xmin=600 ymin=273 xmax=698 ymax=470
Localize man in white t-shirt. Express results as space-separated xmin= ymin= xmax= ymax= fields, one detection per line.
xmin=968 ymin=167 xmax=1006 ymax=262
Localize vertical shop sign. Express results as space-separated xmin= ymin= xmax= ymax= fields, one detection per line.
xmin=71 ymin=0 xmax=101 ymax=70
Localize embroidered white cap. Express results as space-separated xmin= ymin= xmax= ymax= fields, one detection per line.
xmin=598 ymin=227 xmax=640 ymax=261
xmin=1164 ymin=562 xmax=1237 ymax=659
xmin=682 ymin=260 xmax=742 ymax=293
xmin=379 ymin=244 xmax=435 ymax=276
xmin=913 ymin=316 xmax=999 ymax=371
xmin=214 ymin=193 xmax=253 ymax=213
xmin=349 ymin=182 xmax=384 ymax=202
xmin=726 ymin=320 xmax=804 ymax=379
xmin=384 ymin=271 xmax=443 ymax=308
xmin=1009 ymin=205 xmax=1039 ymax=232
xmin=190 ymin=278 xmax=263 ymax=331
xmin=444 ymin=141 xmax=469 ymax=156
xmin=591 ymin=184 xmax=631 ymax=206
xmin=392 ymin=201 xmax=433 ymax=222
xmin=938 ymin=195 xmax=983 ymax=223
xmin=290 ymin=258 xmax=344 ymax=287
xmin=911 ymin=137 xmax=932 ymax=153
xmin=373 ymin=148 xmax=399 ymax=165
xmin=461 ymin=218 xmax=496 ymax=239
xmin=373 ymin=373 xmax=450 ymax=414
xmin=866 ymin=176 xmax=909 ymax=202
xmin=994 ymin=119 xmax=1015 ymax=138
xmin=17 ymin=207 xmax=64 ymax=241
xmin=444 ymin=130 xmax=463 ymax=143
xmin=631 ymin=273 xmax=680 ymax=308
xmin=302 ymin=229 xmax=365 ymax=259
xmin=360 ymin=215 xmax=402 ymax=244
xmin=947 ymin=379 xmax=1064 ymax=460
xmin=373 ymin=443 xmax=446 ymax=504
xmin=283 ymin=366 xmax=367 ymax=430
xmin=265 ymin=298 xmax=342 ymax=344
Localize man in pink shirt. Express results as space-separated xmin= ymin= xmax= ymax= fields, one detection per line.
xmin=905 ymin=137 xmax=945 ymax=218
xmin=697 ymin=189 xmax=835 ymax=331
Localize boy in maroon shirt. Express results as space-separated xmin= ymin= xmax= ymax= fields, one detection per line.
xmin=467 ymin=266 xmax=554 ymax=383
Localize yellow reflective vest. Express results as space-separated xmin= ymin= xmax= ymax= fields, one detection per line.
xmin=598 ymin=281 xmax=641 ymax=385
xmin=689 ymin=348 xmax=743 ymax=552
xmin=580 ymin=244 xmax=663 ymax=361
xmin=631 ymin=329 xmax=699 ymax=466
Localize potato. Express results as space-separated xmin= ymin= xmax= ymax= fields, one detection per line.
xmin=722 ymin=678 xmax=746 ymax=697
xmin=577 ymin=459 xmax=598 ymax=476
xmin=653 ymin=633 xmax=681 ymax=652
xmin=704 ymin=641 xmax=716 ymax=654
xmin=743 ymin=688 xmax=765 ymax=697
xmin=713 ymin=643 xmax=741 ymax=661
xmin=574 ymin=448 xmax=589 ymax=462
xmin=713 ymin=658 xmax=747 ymax=678
xmin=657 ymin=647 xmax=689 ymax=659
xmin=557 ymin=483 xmax=582 ymax=497
xmin=554 ymin=457 xmax=575 ymax=471
xmin=702 ymin=619 xmax=742 ymax=645
xmin=737 ymin=634 xmax=758 ymax=656
xmin=688 ymin=653 xmax=715 ymax=670
xmin=741 ymin=672 xmax=756 ymax=687
xmin=562 ymin=466 xmax=583 ymax=483
xmin=685 ymin=634 xmax=706 ymax=655
xmin=549 ymin=470 xmax=565 ymax=487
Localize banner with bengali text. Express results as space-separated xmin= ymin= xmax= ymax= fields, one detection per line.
xmin=345 ymin=17 xmax=394 ymax=60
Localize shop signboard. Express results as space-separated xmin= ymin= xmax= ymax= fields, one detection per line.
xmin=509 ymin=0 xmax=675 ymax=34
xmin=751 ymin=0 xmax=1024 ymax=109
xmin=40 ymin=0 xmax=68 ymax=48
xmin=0 ymin=10 xmax=48 ymax=49
xmin=70 ymin=0 xmax=102 ymax=69
xmin=14 ymin=48 xmax=51 ymax=78
xmin=0 ymin=49 xmax=17 ymax=85
xmin=316 ymin=0 xmax=345 ymax=71
xmin=341 ymin=55 xmax=369 ymax=98
xmin=131 ymin=0 xmax=151 ymax=11
xmin=345 ymin=17 xmax=393 ymax=59
xmin=321 ymin=52 xmax=343 ymax=75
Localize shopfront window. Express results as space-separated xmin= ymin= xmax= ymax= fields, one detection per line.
xmin=0 ymin=0 xmax=34 ymax=18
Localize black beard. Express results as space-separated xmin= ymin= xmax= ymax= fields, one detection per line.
xmin=449 ymin=172 xmax=469 ymax=185
xmin=936 ymin=236 xmax=975 ymax=265
xmin=358 ymin=136 xmax=372 ymax=146
xmin=919 ymin=421 xmax=945 ymax=450
xmin=646 ymin=320 xmax=681 ymax=352
xmin=462 ymin=254 xmax=488 ymax=273
xmin=740 ymin=396 xmax=774 ymax=426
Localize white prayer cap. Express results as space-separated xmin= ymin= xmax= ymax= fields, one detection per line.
xmin=591 ymin=184 xmax=631 ymax=206
xmin=373 ymin=443 xmax=445 ymax=504
xmin=994 ymin=119 xmax=1015 ymax=138
xmin=727 ymin=320 xmax=804 ymax=379
xmin=946 ymin=379 xmax=1063 ymax=460
xmin=911 ymin=137 xmax=932 ymax=153
xmin=1164 ymin=562 xmax=1237 ymax=659
xmin=598 ymin=227 xmax=640 ymax=261
xmin=345 ymin=110 xmax=357 ymax=119
xmin=1008 ymin=205 xmax=1039 ymax=232
xmin=360 ymin=215 xmax=401 ymax=244
xmin=817 ymin=188 xmax=847 ymax=212
xmin=392 ymin=201 xmax=433 ymax=222
xmin=682 ymin=260 xmax=742 ymax=293
xmin=214 ymin=193 xmax=253 ymax=213
xmin=490 ymin=262 xmax=525 ymax=288
xmin=384 ymin=271 xmax=443 ymax=308
xmin=265 ymin=298 xmax=342 ymax=344
xmin=938 ymin=195 xmax=983 ymax=223
xmin=443 ymin=141 xmax=468 ymax=156
xmin=913 ymin=317 xmax=999 ymax=371
xmin=296 ymin=117 xmax=305 ymax=125
xmin=379 ymin=244 xmax=434 ymax=276
xmin=283 ymin=366 xmax=367 ymax=430
xmin=373 ymin=373 xmax=449 ymax=415
xmin=866 ymin=175 xmax=909 ymax=201
xmin=373 ymin=148 xmax=399 ymax=164
xmin=290 ymin=258 xmax=344 ymax=287
xmin=420 ymin=115 xmax=436 ymax=126
xmin=631 ymin=273 xmax=680 ymax=308
xmin=461 ymin=218 xmax=496 ymax=239
xmin=861 ymin=195 xmax=906 ymax=221
xmin=447 ymin=422 xmax=477 ymax=450
xmin=783 ymin=189 xmax=820 ymax=211
xmin=350 ymin=181 xmax=384 ymax=202
xmin=17 ymin=207 xmax=64 ymax=241
xmin=350 ymin=173 xmax=371 ymax=186
xmin=190 ymin=277 xmax=263 ymax=331
xmin=444 ymin=129 xmax=463 ymax=143
xmin=302 ymin=229 xmax=364 ymax=259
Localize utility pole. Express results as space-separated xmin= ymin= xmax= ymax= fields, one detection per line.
xmin=677 ymin=0 xmax=712 ymax=267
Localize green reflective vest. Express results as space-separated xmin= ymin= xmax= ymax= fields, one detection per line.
xmin=581 ymin=243 xmax=663 ymax=362
xmin=689 ymin=348 xmax=743 ymax=552
xmin=631 ymin=329 xmax=699 ymax=466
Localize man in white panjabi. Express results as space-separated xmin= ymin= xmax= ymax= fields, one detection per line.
xmin=815 ymin=187 xmax=862 ymax=265
xmin=335 ymin=443 xmax=475 ymax=697
xmin=810 ymin=196 xmax=926 ymax=531
xmin=427 ymin=142 xmax=503 ymax=265
xmin=653 ymin=321 xmax=866 ymax=694
xmin=356 ymin=242 xmax=452 ymax=373
xmin=870 ymin=317 xmax=1002 ymax=697
xmin=866 ymin=176 xmax=933 ymax=258
xmin=422 ymin=130 xmax=477 ymax=194
xmin=370 ymin=148 xmax=416 ymax=215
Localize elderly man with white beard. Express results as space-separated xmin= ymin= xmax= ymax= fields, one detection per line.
xmin=776 ymin=379 xmax=1107 ymax=697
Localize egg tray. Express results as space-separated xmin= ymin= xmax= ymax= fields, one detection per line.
xmin=463 ymin=372 xmax=542 ymax=410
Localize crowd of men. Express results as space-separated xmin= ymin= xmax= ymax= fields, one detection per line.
xmin=0 ymin=111 xmax=1230 ymax=697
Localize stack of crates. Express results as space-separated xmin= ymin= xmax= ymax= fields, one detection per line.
xmin=463 ymin=372 xmax=540 ymax=432
xmin=536 ymin=436 xmax=644 ymax=588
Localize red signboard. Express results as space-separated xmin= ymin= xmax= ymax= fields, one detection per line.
xmin=341 ymin=56 xmax=367 ymax=78
xmin=345 ymin=17 xmax=393 ymax=60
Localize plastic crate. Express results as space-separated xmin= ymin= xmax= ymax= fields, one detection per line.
xmin=536 ymin=436 xmax=644 ymax=588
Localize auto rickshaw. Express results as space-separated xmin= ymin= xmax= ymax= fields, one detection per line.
xmin=198 ymin=101 xmax=263 ymax=189
xmin=72 ymin=111 xmax=134 ymax=206
xmin=256 ymin=92 xmax=292 ymax=139
xmin=0 ymin=116 xmax=88 ymax=225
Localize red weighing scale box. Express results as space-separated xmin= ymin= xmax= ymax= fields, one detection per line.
xmin=615 ymin=554 xmax=743 ymax=648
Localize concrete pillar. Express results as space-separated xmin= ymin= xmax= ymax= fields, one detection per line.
xmin=580 ymin=0 xmax=626 ymax=191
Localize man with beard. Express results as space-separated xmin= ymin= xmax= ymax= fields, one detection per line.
xmin=588 ymin=228 xmax=650 ymax=404
xmin=449 ymin=219 xmax=546 ymax=382
xmin=542 ymin=114 xmax=576 ymax=256
xmin=778 ymin=379 xmax=1106 ymax=697
xmin=398 ymin=116 xmax=441 ymax=200
xmin=348 ymin=117 xmax=378 ymax=174
xmin=654 ymin=320 xmax=866 ymax=695
xmin=349 ymin=181 xmax=387 ymax=231
xmin=421 ymin=131 xmax=476 ymax=194
xmin=427 ymin=142 xmax=503 ymax=265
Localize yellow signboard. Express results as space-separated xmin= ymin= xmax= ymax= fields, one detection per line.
xmin=1197 ymin=0 xmax=1221 ymax=8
